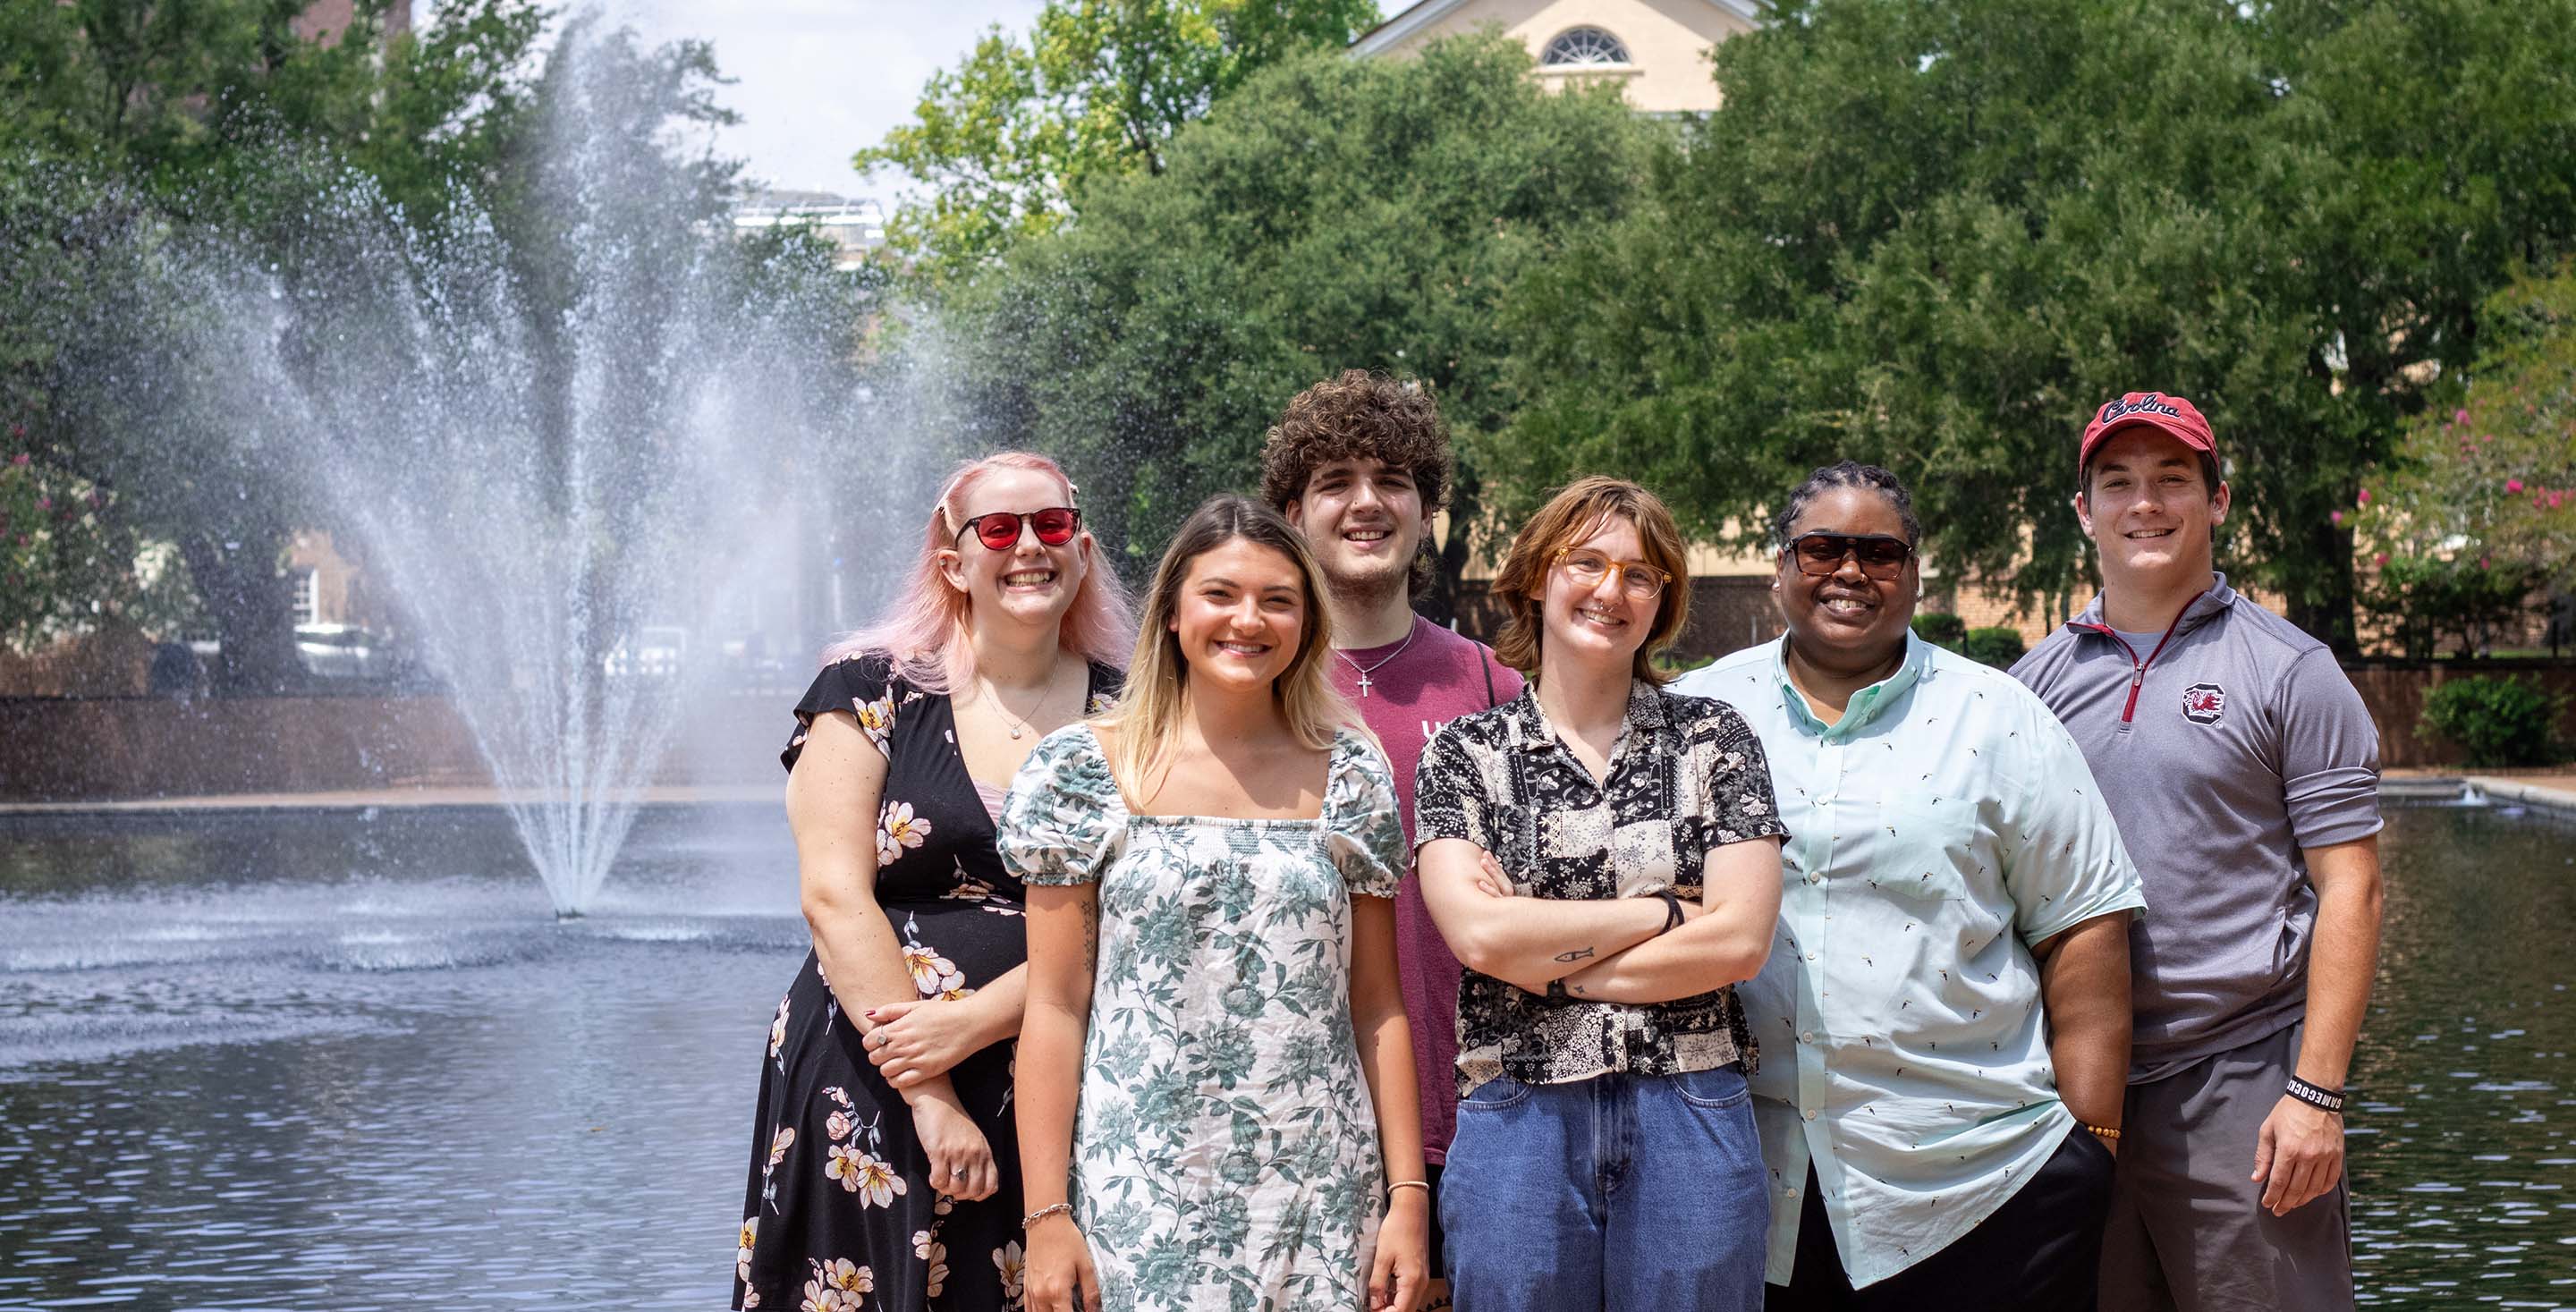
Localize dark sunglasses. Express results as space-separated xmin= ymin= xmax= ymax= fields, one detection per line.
xmin=954 ymin=506 xmax=1081 ymax=552
xmin=1786 ymin=531 xmax=1914 ymax=580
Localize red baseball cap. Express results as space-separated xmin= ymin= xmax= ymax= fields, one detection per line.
xmin=2079 ymin=391 xmax=2216 ymax=473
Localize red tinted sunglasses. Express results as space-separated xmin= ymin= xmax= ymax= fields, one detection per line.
xmin=954 ymin=506 xmax=1080 ymax=552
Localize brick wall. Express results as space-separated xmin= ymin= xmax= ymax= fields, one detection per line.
xmin=0 ymin=691 xmax=784 ymax=801
xmin=2343 ymin=660 xmax=2576 ymax=769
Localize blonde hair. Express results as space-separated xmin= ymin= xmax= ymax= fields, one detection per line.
xmin=1490 ymin=476 xmax=1692 ymax=686
xmin=1097 ymin=495 xmax=1354 ymax=797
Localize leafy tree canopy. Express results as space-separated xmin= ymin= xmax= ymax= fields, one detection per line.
xmin=855 ymin=0 xmax=1378 ymax=283
xmin=918 ymin=35 xmax=1655 ymax=616
xmin=1498 ymin=0 xmax=2576 ymax=652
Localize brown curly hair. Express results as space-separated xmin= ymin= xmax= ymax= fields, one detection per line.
xmin=1258 ymin=370 xmax=1455 ymax=592
xmin=1490 ymin=477 xmax=1691 ymax=686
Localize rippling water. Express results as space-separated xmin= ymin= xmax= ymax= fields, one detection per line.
xmin=0 ymin=804 xmax=805 ymax=1310
xmin=2350 ymin=805 xmax=2576 ymax=1306
xmin=0 ymin=802 xmax=2570 ymax=1308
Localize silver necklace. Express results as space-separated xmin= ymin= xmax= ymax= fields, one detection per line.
xmin=1334 ymin=621 xmax=1418 ymax=698
xmin=979 ymin=669 xmax=1059 ymax=739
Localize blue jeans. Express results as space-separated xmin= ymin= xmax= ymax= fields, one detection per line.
xmin=1441 ymin=1063 xmax=1767 ymax=1312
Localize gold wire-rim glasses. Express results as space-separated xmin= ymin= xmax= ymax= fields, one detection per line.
xmin=1550 ymin=546 xmax=1671 ymax=601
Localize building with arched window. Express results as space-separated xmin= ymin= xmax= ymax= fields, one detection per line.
xmin=1351 ymin=0 xmax=1765 ymax=114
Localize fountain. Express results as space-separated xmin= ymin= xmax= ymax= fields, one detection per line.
xmin=92 ymin=21 xmax=895 ymax=915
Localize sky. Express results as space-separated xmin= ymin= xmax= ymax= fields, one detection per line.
xmin=609 ymin=0 xmax=1051 ymax=206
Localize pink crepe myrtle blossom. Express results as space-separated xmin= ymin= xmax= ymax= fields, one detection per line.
xmin=2507 ymin=478 xmax=2525 ymax=493
xmin=2330 ymin=510 xmax=2344 ymax=526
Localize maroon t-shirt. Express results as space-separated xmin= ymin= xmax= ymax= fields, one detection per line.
xmin=1327 ymin=615 xmax=1523 ymax=1163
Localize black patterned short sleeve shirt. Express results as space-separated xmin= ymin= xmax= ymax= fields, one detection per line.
xmin=1412 ymin=680 xmax=1789 ymax=1091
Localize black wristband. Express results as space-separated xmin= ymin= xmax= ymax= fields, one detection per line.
xmin=2285 ymin=1075 xmax=2345 ymax=1114
xmin=1653 ymin=890 xmax=1685 ymax=935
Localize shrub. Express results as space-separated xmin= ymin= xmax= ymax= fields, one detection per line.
xmin=2360 ymin=555 xmax=2543 ymax=660
xmin=1961 ymin=627 xmax=2027 ymax=668
xmin=2419 ymin=675 xmax=2566 ymax=767
xmin=1911 ymin=612 xmax=1968 ymax=647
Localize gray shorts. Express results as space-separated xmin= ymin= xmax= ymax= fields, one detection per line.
xmin=2102 ymin=1022 xmax=2353 ymax=1312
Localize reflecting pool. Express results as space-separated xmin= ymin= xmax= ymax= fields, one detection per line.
xmin=2350 ymin=804 xmax=2576 ymax=1306
xmin=0 ymin=802 xmax=2569 ymax=1308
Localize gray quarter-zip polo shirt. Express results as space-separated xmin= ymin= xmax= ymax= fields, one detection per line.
xmin=2010 ymin=573 xmax=2382 ymax=1079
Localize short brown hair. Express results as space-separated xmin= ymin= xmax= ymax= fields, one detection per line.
xmin=1258 ymin=371 xmax=1455 ymax=591
xmin=1490 ymin=477 xmax=1691 ymax=686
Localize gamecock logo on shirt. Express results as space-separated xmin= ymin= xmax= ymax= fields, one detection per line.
xmin=2181 ymin=683 xmax=2226 ymax=724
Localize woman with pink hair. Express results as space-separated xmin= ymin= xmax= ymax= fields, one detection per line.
xmin=734 ymin=453 xmax=1131 ymax=1312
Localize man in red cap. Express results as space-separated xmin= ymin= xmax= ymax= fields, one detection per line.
xmin=2012 ymin=393 xmax=2385 ymax=1311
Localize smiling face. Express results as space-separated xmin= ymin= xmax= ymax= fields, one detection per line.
xmin=1530 ymin=514 xmax=1662 ymax=674
xmin=1284 ymin=456 xmax=1425 ymax=602
xmin=937 ymin=466 xmax=1089 ymax=631
xmin=1775 ymin=486 xmax=1918 ymax=671
xmin=1166 ymin=536 xmax=1309 ymax=696
xmin=2078 ymin=427 xmax=2229 ymax=588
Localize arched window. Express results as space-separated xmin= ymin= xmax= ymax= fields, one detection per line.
xmin=1541 ymin=27 xmax=1632 ymax=68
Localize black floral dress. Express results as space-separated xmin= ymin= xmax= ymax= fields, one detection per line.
xmin=735 ymin=653 xmax=1121 ymax=1312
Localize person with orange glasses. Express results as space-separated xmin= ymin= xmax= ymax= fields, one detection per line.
xmin=1415 ymin=476 xmax=1785 ymax=1311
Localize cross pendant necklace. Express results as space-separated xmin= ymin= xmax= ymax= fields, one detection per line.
xmin=1334 ymin=621 xmax=1419 ymax=698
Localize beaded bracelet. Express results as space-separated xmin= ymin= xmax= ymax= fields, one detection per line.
xmin=1022 ymin=1202 xmax=1075 ymax=1228
xmin=2081 ymin=1122 xmax=2121 ymax=1143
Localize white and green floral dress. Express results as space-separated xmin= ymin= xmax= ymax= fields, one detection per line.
xmin=999 ymin=724 xmax=1409 ymax=1312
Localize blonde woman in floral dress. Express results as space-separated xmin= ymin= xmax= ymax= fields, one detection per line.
xmin=734 ymin=453 xmax=1130 ymax=1312
xmin=1002 ymin=495 xmax=1431 ymax=1312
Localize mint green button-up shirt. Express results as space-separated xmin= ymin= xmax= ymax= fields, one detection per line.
xmin=1674 ymin=634 xmax=2143 ymax=1288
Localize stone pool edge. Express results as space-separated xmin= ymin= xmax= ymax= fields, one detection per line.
xmin=2383 ymin=774 xmax=2576 ymax=821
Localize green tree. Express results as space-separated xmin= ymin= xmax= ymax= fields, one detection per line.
xmin=919 ymin=35 xmax=1654 ymax=617
xmin=1500 ymin=0 xmax=2576 ymax=655
xmin=856 ymin=0 xmax=1378 ymax=281
xmin=0 ymin=0 xmax=549 ymax=689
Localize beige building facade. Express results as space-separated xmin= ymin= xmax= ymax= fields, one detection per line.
xmin=1352 ymin=0 xmax=1764 ymax=114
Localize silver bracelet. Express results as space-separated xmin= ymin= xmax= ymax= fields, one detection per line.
xmin=1022 ymin=1201 xmax=1074 ymax=1228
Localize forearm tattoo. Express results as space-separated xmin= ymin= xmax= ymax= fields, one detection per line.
xmin=1555 ymin=946 xmax=1597 ymax=963
xmin=1079 ymin=895 xmax=1100 ymax=976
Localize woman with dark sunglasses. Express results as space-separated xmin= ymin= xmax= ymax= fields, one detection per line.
xmin=733 ymin=453 xmax=1132 ymax=1312
xmin=1671 ymin=461 xmax=2142 ymax=1310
